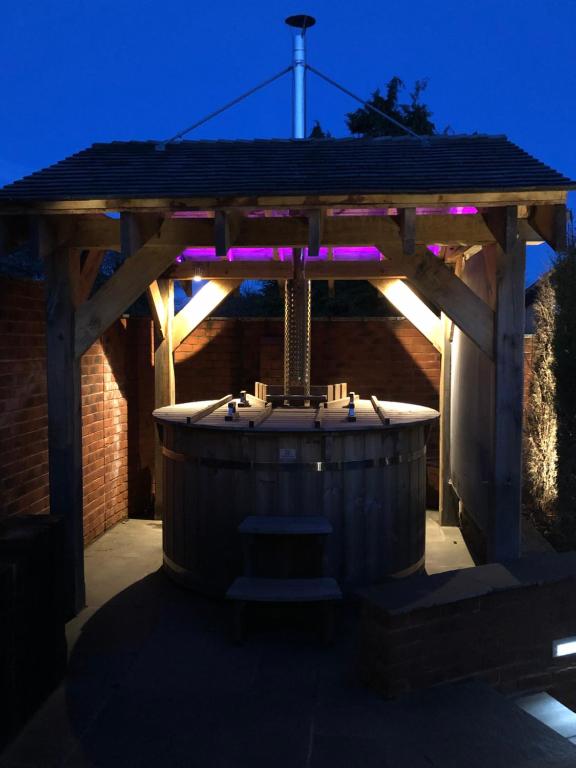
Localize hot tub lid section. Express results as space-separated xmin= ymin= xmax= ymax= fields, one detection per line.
xmin=153 ymin=396 xmax=439 ymax=432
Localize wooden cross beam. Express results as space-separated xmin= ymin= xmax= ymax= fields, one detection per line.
xmin=74 ymin=243 xmax=184 ymax=357
xmin=378 ymin=240 xmax=495 ymax=360
xmin=164 ymin=259 xmax=406 ymax=281
xmin=0 ymin=188 xmax=566 ymax=214
xmin=67 ymin=212 xmax=546 ymax=250
xmin=371 ymin=279 xmax=442 ymax=352
xmin=172 ymin=279 xmax=242 ymax=350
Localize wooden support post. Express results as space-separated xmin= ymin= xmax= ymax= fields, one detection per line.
xmin=488 ymin=240 xmax=526 ymax=560
xmin=41 ymin=220 xmax=85 ymax=617
xmin=154 ymin=280 xmax=175 ymax=519
xmin=439 ymin=312 xmax=459 ymax=525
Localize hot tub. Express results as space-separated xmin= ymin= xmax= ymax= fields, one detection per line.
xmin=154 ymin=395 xmax=438 ymax=595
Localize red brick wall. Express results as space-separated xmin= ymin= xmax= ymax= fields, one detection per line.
xmin=81 ymin=324 xmax=130 ymax=542
xmin=359 ymin=553 xmax=576 ymax=697
xmin=0 ymin=280 xmax=49 ymax=518
xmin=175 ymin=317 xmax=440 ymax=407
xmin=0 ymin=279 xmax=154 ymax=545
xmin=0 ymin=277 xmax=537 ymax=546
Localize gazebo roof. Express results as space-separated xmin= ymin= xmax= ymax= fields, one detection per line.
xmin=0 ymin=135 xmax=574 ymax=204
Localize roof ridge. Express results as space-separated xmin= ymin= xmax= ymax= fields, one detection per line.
xmin=89 ymin=133 xmax=510 ymax=148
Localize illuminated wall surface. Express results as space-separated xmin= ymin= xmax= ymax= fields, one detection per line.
xmin=174 ymin=207 xmax=477 ymax=263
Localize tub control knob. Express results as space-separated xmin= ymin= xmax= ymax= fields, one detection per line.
xmin=238 ymin=390 xmax=250 ymax=407
xmin=347 ymin=402 xmax=356 ymax=422
xmin=225 ymin=402 xmax=238 ymax=421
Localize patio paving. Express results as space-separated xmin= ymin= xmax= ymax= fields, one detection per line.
xmin=1 ymin=518 xmax=574 ymax=768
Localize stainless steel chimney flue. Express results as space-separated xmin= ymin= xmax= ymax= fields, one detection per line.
xmin=283 ymin=15 xmax=315 ymax=401
xmin=285 ymin=15 xmax=315 ymax=139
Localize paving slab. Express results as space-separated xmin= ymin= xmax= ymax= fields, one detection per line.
xmin=1 ymin=519 xmax=575 ymax=768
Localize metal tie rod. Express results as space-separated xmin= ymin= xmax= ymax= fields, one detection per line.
xmin=156 ymin=65 xmax=293 ymax=150
xmin=306 ymin=64 xmax=420 ymax=138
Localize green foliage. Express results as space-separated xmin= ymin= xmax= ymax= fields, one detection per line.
xmin=311 ymin=280 xmax=393 ymax=316
xmin=216 ymin=280 xmax=284 ymax=317
xmin=0 ymin=243 xmax=44 ymax=279
xmin=309 ymin=120 xmax=331 ymax=139
xmin=551 ymin=236 xmax=576 ymax=546
xmin=346 ymin=76 xmax=436 ymax=137
xmin=524 ymin=273 xmax=557 ymax=526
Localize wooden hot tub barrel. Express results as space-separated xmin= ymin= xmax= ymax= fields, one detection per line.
xmin=155 ymin=397 xmax=439 ymax=596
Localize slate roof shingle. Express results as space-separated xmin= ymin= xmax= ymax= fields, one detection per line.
xmin=0 ymin=135 xmax=574 ymax=202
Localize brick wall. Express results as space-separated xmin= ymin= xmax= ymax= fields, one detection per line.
xmin=0 ymin=279 xmax=153 ymax=545
xmin=0 ymin=280 xmax=49 ymax=518
xmin=359 ymin=553 xmax=576 ymax=698
xmin=0 ymin=277 xmax=537 ymax=547
xmin=175 ymin=317 xmax=440 ymax=403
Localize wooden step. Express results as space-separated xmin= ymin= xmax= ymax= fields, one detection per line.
xmin=226 ymin=577 xmax=342 ymax=603
xmin=238 ymin=515 xmax=332 ymax=536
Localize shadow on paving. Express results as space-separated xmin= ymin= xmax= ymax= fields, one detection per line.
xmin=4 ymin=569 xmax=576 ymax=767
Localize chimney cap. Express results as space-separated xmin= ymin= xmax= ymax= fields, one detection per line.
xmin=285 ymin=15 xmax=316 ymax=30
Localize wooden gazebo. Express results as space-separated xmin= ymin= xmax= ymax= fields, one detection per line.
xmin=0 ymin=134 xmax=573 ymax=615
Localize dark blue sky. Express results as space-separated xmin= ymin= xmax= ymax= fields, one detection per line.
xmin=1 ymin=0 xmax=574 ymax=284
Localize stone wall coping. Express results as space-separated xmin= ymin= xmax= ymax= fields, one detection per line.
xmin=361 ymin=552 xmax=576 ymax=615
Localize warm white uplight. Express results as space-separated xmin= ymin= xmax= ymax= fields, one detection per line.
xmin=193 ymin=275 xmax=202 ymax=283
xmin=553 ymin=637 xmax=576 ymax=657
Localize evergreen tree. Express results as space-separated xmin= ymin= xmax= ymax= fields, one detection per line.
xmin=309 ymin=120 xmax=331 ymax=139
xmin=346 ymin=76 xmax=436 ymax=137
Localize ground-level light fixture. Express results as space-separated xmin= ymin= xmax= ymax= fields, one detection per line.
xmin=552 ymin=637 xmax=576 ymax=657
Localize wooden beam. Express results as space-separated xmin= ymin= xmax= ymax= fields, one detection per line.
xmin=482 ymin=206 xmax=518 ymax=254
xmin=528 ymin=204 xmax=567 ymax=252
xmin=398 ymin=207 xmax=416 ymax=255
xmin=183 ymin=394 xmax=234 ymax=424
xmin=68 ymin=249 xmax=83 ymax=309
xmin=121 ymin=212 xmax=164 ymax=256
xmin=488 ymin=240 xmax=526 ymax=561
xmin=76 ymin=249 xmax=104 ymax=305
xmin=75 ymin=244 xmax=183 ymax=357
xmin=68 ymin=213 xmax=553 ymax=251
xmin=148 ymin=280 xmax=167 ymax=339
xmin=0 ymin=189 xmax=567 ymax=214
xmin=154 ymin=280 xmax=175 ymax=520
xmin=40 ymin=219 xmax=85 ymax=617
xmin=214 ymin=210 xmax=231 ymax=258
xmin=438 ymin=312 xmax=459 ymax=525
xmin=172 ymin=279 xmax=241 ymax=350
xmin=371 ymin=278 xmax=442 ymax=352
xmin=308 ymin=209 xmax=323 ymax=257
xmin=120 ymin=212 xmax=170 ymax=338
xmin=164 ymin=259 xmax=406 ymax=281
xmin=380 ymin=242 xmax=495 ymax=360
